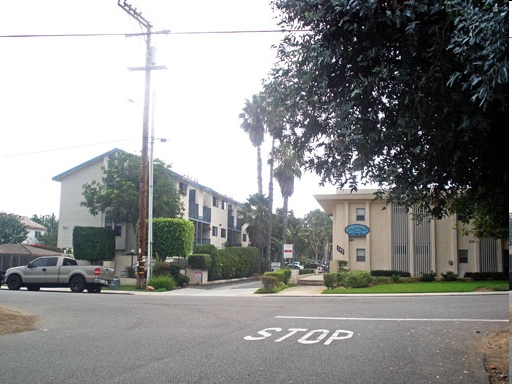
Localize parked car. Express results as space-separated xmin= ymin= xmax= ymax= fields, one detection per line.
xmin=286 ymin=263 xmax=304 ymax=270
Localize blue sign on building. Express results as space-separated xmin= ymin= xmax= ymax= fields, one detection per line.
xmin=344 ymin=224 xmax=370 ymax=237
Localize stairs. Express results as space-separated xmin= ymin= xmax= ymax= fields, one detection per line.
xmin=299 ymin=274 xmax=325 ymax=286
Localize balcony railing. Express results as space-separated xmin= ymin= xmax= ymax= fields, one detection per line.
xmin=188 ymin=203 xmax=211 ymax=223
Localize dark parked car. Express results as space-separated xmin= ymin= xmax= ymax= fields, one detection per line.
xmin=0 ymin=270 xmax=5 ymax=286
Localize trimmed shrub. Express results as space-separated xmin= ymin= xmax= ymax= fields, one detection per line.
xmin=441 ymin=271 xmax=458 ymax=281
xmin=340 ymin=270 xmax=372 ymax=288
xmin=188 ymin=254 xmax=212 ymax=270
xmin=72 ymin=226 xmax=115 ymax=262
xmin=300 ymin=269 xmax=315 ymax=275
xmin=419 ymin=271 xmax=437 ymax=282
xmin=390 ymin=274 xmax=401 ymax=283
xmin=261 ymin=275 xmax=277 ymax=290
xmin=153 ymin=218 xmax=194 ymax=259
xmin=464 ymin=272 xmax=507 ymax=281
xmin=148 ymin=275 xmax=176 ymax=291
xmin=323 ymin=273 xmax=338 ymax=289
xmin=371 ymin=270 xmax=411 ymax=278
xmin=264 ymin=270 xmax=289 ymax=284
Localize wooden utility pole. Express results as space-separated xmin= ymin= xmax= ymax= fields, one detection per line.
xmin=117 ymin=1 xmax=157 ymax=289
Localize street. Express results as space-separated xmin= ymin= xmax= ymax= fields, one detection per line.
xmin=0 ymin=283 xmax=508 ymax=384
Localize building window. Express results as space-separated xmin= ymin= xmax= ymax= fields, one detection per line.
xmin=221 ymin=228 xmax=226 ymax=238
xmin=458 ymin=249 xmax=468 ymax=264
xmin=356 ymin=208 xmax=365 ymax=221
xmin=222 ymin=200 xmax=227 ymax=210
xmin=212 ymin=226 xmax=218 ymax=236
xmin=243 ymin=234 xmax=247 ymax=242
xmin=179 ymin=182 xmax=187 ymax=195
xmin=356 ymin=248 xmax=366 ymax=262
xmin=105 ymin=219 xmax=122 ymax=237
xmin=213 ymin=197 xmax=219 ymax=207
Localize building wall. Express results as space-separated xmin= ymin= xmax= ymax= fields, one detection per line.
xmin=54 ymin=149 xmax=249 ymax=276
xmin=56 ymin=157 xmax=106 ymax=249
xmin=317 ymin=189 xmax=503 ymax=276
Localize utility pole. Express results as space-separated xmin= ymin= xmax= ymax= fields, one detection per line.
xmin=118 ymin=1 xmax=166 ymax=289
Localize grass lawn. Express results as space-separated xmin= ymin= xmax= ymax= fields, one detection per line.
xmin=323 ymin=280 xmax=508 ymax=294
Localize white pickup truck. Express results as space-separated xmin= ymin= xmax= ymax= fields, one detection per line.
xmin=4 ymin=255 xmax=114 ymax=293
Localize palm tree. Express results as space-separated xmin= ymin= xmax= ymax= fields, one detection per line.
xmin=239 ymin=94 xmax=265 ymax=194
xmin=273 ymin=142 xmax=302 ymax=250
xmin=241 ymin=193 xmax=270 ymax=270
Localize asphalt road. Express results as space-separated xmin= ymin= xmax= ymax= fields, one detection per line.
xmin=0 ymin=283 xmax=507 ymax=384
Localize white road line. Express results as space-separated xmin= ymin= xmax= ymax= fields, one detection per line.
xmin=276 ymin=315 xmax=508 ymax=323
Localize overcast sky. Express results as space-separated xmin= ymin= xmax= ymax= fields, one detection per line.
xmin=0 ymin=0 xmax=337 ymax=219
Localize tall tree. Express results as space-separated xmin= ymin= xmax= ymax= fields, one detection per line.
xmin=31 ymin=213 xmax=58 ymax=248
xmin=0 ymin=212 xmax=28 ymax=244
xmin=81 ymin=151 xmax=183 ymax=231
xmin=265 ymin=0 xmax=508 ymax=239
xmin=273 ymin=142 xmax=302 ymax=250
xmin=239 ymin=94 xmax=266 ymax=194
xmin=241 ymin=193 xmax=271 ymax=270
xmin=304 ymin=209 xmax=332 ymax=263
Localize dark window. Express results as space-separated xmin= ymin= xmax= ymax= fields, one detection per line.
xmin=356 ymin=249 xmax=366 ymax=262
xmin=458 ymin=250 xmax=468 ymax=264
xmin=212 ymin=226 xmax=218 ymax=236
xmin=179 ymin=182 xmax=187 ymax=195
xmin=62 ymin=258 xmax=77 ymax=266
xmin=356 ymin=208 xmax=365 ymax=221
xmin=221 ymin=228 xmax=226 ymax=238
xmin=243 ymin=234 xmax=247 ymax=242
xmin=213 ymin=197 xmax=219 ymax=207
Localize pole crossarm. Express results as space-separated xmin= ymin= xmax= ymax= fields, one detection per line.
xmin=117 ymin=1 xmax=152 ymax=29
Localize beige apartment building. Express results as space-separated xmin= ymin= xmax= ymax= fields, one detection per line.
xmin=315 ymin=189 xmax=506 ymax=277
xmin=53 ymin=149 xmax=249 ymax=275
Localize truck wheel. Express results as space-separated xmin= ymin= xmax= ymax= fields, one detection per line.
xmin=7 ymin=275 xmax=22 ymax=290
xmin=27 ymin=285 xmax=40 ymax=291
xmin=69 ymin=276 xmax=86 ymax=292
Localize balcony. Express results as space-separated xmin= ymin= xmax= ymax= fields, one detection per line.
xmin=188 ymin=203 xmax=211 ymax=223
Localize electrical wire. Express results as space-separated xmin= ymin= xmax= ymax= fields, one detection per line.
xmin=0 ymin=29 xmax=307 ymax=39
xmin=2 ymin=138 xmax=136 ymax=158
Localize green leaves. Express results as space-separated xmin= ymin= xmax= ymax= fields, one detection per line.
xmin=265 ymin=0 xmax=508 ymax=238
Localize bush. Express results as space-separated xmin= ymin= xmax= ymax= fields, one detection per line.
xmin=371 ymin=270 xmax=411 ymax=278
xmin=300 ymin=269 xmax=315 ymax=275
xmin=261 ymin=275 xmax=277 ymax=290
xmin=390 ymin=274 xmax=401 ymax=283
xmin=323 ymin=273 xmax=338 ymax=289
xmin=441 ymin=271 xmax=458 ymax=281
xmin=188 ymin=254 xmax=212 ymax=270
xmin=340 ymin=270 xmax=372 ymax=288
xmin=419 ymin=271 xmax=437 ymax=282
xmin=264 ymin=270 xmax=290 ymax=284
xmin=148 ymin=276 xmax=176 ymax=291
xmin=464 ymin=272 xmax=507 ymax=281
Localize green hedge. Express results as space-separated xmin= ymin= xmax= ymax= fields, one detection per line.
xmin=263 ymin=269 xmax=290 ymax=285
xmin=371 ymin=270 xmax=411 ymax=278
xmin=464 ymin=272 xmax=507 ymax=280
xmin=152 ymin=218 xmax=194 ymax=259
xmin=188 ymin=254 xmax=212 ymax=270
xmin=192 ymin=245 xmax=260 ymax=281
xmin=72 ymin=226 xmax=115 ymax=262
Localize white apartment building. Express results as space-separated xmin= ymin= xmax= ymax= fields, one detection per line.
xmin=53 ymin=149 xmax=249 ymax=273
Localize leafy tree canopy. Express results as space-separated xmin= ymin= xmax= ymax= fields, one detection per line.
xmin=265 ymin=0 xmax=508 ymax=238
xmin=31 ymin=213 xmax=58 ymax=247
xmin=81 ymin=151 xmax=184 ymax=228
xmin=0 ymin=212 xmax=28 ymax=244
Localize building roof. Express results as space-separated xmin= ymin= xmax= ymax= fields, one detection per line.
xmin=0 ymin=244 xmax=61 ymax=256
xmin=19 ymin=216 xmax=47 ymax=231
xmin=52 ymin=148 xmax=121 ymax=181
xmin=314 ymin=189 xmax=382 ymax=214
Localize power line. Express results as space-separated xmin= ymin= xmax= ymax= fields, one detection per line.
xmin=0 ymin=29 xmax=306 ymax=39
xmin=2 ymin=138 xmax=135 ymax=158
